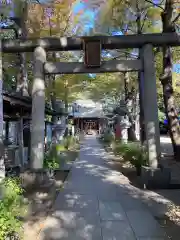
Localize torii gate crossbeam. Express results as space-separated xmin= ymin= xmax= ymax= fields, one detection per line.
xmin=1 ymin=32 xmax=180 ymax=53
xmin=44 ymin=60 xmax=142 ymax=74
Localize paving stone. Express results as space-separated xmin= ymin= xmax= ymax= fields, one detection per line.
xmin=65 ymin=180 xmax=123 ymax=200
xmin=137 ymin=238 xmax=165 ymax=240
xmin=99 ymin=201 xmax=127 ymax=221
xmin=60 ymin=161 xmax=73 ymax=171
xmin=40 ymin=210 xmax=102 ymax=240
xmin=39 ymin=136 xmax=167 ymax=240
xmin=54 ymin=191 xmax=76 ymax=210
xmin=54 ymin=190 xmax=99 ymax=212
xmin=119 ymin=193 xmax=147 ymax=211
xmin=101 ymin=221 xmax=136 ymax=240
xmin=51 ymin=209 xmax=100 ymax=225
xmin=126 ymin=210 xmax=166 ymax=238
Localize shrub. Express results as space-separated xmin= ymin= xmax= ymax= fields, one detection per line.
xmin=113 ymin=141 xmax=148 ymax=170
xmin=44 ymin=145 xmax=59 ymax=170
xmin=43 ymin=155 xmax=59 ymax=170
xmin=113 ymin=140 xmax=129 ymax=157
xmin=63 ymin=135 xmax=73 ymax=149
xmin=124 ymin=142 xmax=147 ymax=169
xmin=158 ymin=109 xmax=165 ymax=122
xmin=0 ymin=177 xmax=26 ymax=240
xmin=63 ymin=135 xmax=79 ymax=150
xmin=44 ymin=137 xmax=80 ymax=170
xmin=101 ymin=131 xmax=114 ymax=145
xmin=56 ymin=144 xmax=65 ymax=153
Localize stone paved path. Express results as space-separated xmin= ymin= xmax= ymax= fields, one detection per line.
xmin=40 ymin=135 xmax=167 ymax=240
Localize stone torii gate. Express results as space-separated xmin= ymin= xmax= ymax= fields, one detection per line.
xmin=0 ymin=32 xmax=180 ymax=187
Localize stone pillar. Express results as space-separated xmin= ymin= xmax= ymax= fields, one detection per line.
xmin=30 ymin=47 xmax=46 ymax=169
xmin=142 ymin=44 xmax=160 ymax=168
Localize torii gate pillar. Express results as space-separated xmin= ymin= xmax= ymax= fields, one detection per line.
xmin=139 ymin=44 xmax=172 ymax=189
xmin=142 ymin=44 xmax=161 ymax=168
xmin=30 ymin=46 xmax=46 ymax=169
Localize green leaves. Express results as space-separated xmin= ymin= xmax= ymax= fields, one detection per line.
xmin=98 ymin=0 xmax=163 ymax=34
xmin=0 ymin=177 xmax=26 ymax=239
xmin=147 ymin=7 xmax=162 ymax=21
xmin=44 ymin=144 xmax=60 ymax=169
xmin=113 ymin=140 xmax=148 ymax=168
xmin=79 ymin=73 xmax=124 ymax=102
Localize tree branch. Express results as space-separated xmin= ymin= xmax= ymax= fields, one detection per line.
xmin=175 ymin=23 xmax=180 ymax=31
xmin=144 ymin=0 xmax=165 ymax=10
xmin=60 ymin=12 xmax=72 ymax=36
xmin=140 ymin=12 xmax=148 ymax=32
xmin=35 ymin=0 xmax=41 ymax=4
xmin=172 ymin=13 xmax=180 ymax=23
xmin=112 ymin=50 xmax=138 ymax=60
xmin=125 ymin=26 xmax=137 ymax=34
xmin=154 ymin=47 xmax=161 ymax=55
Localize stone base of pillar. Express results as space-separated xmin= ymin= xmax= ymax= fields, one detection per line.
xmin=20 ymin=169 xmax=54 ymax=190
xmin=139 ymin=166 xmax=171 ymax=189
xmin=20 ymin=169 xmax=57 ymax=222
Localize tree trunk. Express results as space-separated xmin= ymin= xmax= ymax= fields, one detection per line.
xmin=15 ymin=1 xmax=29 ymax=168
xmin=124 ymin=72 xmax=128 ymax=100
xmin=48 ymin=52 xmax=57 ymax=139
xmin=160 ymin=0 xmax=180 ymax=160
xmin=16 ymin=1 xmax=29 ymax=96
xmin=126 ymin=95 xmax=137 ymax=141
xmin=134 ymin=92 xmax=140 ymax=140
xmin=136 ymin=0 xmax=145 ymax=144
xmin=16 ymin=53 xmax=28 ymax=96
xmin=50 ymin=76 xmax=58 ymax=139
xmin=161 ymin=46 xmax=180 ymax=160
xmin=124 ymin=72 xmax=137 ymax=141
xmin=64 ymin=81 xmax=69 ymax=137
xmin=138 ymin=71 xmax=145 ymax=143
xmin=0 ymin=40 xmax=5 ymax=182
xmin=17 ymin=117 xmax=24 ymax=167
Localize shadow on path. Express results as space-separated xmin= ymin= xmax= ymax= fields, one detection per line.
xmin=39 ymin=136 xmax=176 ymax=240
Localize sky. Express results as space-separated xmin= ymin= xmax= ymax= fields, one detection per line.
xmin=73 ymin=0 xmax=98 ymax=34
xmin=73 ymin=0 xmax=123 ymax=36
xmin=174 ymin=64 xmax=180 ymax=73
